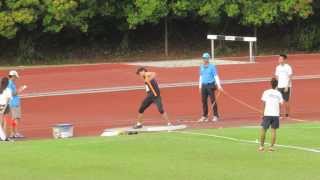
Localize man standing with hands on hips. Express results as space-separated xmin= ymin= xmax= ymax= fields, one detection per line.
xmin=198 ymin=52 xmax=223 ymax=122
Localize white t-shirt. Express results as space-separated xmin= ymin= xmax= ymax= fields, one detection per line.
xmin=145 ymin=84 xmax=150 ymax=92
xmin=275 ymin=64 xmax=293 ymax=88
xmin=261 ymin=89 xmax=283 ymax=116
xmin=0 ymin=88 xmax=12 ymax=105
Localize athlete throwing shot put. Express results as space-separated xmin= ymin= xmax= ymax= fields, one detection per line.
xmin=259 ymin=78 xmax=283 ymax=152
xmin=133 ymin=67 xmax=170 ymax=129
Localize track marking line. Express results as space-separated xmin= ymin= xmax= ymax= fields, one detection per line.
xmin=240 ymin=125 xmax=320 ymax=129
xmin=290 ymin=118 xmax=309 ymax=122
xmin=175 ymin=131 xmax=320 ymax=153
xmin=21 ymin=74 xmax=320 ymax=98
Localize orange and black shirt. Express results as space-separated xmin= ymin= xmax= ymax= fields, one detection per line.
xmin=144 ymin=78 xmax=160 ymax=97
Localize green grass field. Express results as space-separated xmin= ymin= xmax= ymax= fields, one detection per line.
xmin=0 ymin=122 xmax=319 ymax=180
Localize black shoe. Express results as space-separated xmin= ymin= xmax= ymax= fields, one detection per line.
xmin=133 ymin=123 xmax=143 ymax=129
xmin=4 ymin=138 xmax=14 ymax=142
xmin=128 ymin=131 xmax=138 ymax=135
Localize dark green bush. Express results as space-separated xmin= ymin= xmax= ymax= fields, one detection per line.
xmin=293 ymin=24 xmax=320 ymax=51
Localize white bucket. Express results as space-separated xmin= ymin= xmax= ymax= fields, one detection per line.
xmin=52 ymin=124 xmax=74 ymax=139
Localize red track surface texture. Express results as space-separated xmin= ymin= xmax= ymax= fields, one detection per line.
xmin=1 ymin=54 xmax=319 ymax=139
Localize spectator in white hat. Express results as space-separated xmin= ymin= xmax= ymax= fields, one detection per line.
xmin=8 ymin=70 xmax=27 ymax=138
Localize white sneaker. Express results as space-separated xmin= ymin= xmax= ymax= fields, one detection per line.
xmin=133 ymin=122 xmax=143 ymax=129
xmin=269 ymin=147 xmax=275 ymax=152
xmin=258 ymin=146 xmax=264 ymax=152
xmin=14 ymin=133 xmax=25 ymax=138
xmin=212 ymin=116 xmax=219 ymax=122
xmin=167 ymin=123 xmax=172 ymax=132
xmin=198 ymin=116 xmax=208 ymax=122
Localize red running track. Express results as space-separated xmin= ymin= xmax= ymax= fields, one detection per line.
xmin=0 ymin=54 xmax=319 ymax=93
xmin=1 ymin=54 xmax=319 ymax=139
xmin=20 ymin=79 xmax=320 ymax=139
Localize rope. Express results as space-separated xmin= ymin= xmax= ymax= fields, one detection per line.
xmin=179 ymin=88 xmax=312 ymax=123
xmin=209 ymin=90 xmax=221 ymax=117
xmin=221 ymin=90 xmax=310 ymax=122
xmin=221 ymin=90 xmax=262 ymax=114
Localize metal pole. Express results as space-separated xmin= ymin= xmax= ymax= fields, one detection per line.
xmin=164 ymin=17 xmax=168 ymax=56
xmin=211 ymin=40 xmax=215 ymax=61
xmin=254 ymin=27 xmax=258 ymax=58
xmin=249 ymin=41 xmax=253 ymax=62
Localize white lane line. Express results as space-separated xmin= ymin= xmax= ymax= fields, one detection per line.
xmin=240 ymin=126 xmax=320 ymax=129
xmin=175 ymin=131 xmax=320 ymax=153
xmin=21 ymin=74 xmax=320 ymax=99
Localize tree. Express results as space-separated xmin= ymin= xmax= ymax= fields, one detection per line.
xmin=0 ymin=0 xmax=317 ymax=62
xmin=98 ymin=0 xmax=169 ymax=50
xmin=236 ymin=0 xmax=313 ymax=27
xmin=0 ymin=0 xmax=100 ymax=39
xmin=125 ymin=0 xmax=169 ymax=29
xmin=0 ymin=0 xmax=40 ymax=38
xmin=205 ymin=0 xmax=313 ymax=55
xmin=42 ymin=0 xmax=98 ymax=33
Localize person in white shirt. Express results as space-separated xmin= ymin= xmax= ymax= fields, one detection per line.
xmin=0 ymin=77 xmax=13 ymax=141
xmin=259 ymin=78 xmax=283 ymax=152
xmin=275 ymin=54 xmax=292 ymax=118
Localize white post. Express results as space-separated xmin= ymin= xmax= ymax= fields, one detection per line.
xmin=211 ymin=40 xmax=215 ymax=61
xmin=249 ymin=41 xmax=253 ymax=62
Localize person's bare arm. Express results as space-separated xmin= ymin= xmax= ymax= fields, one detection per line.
xmin=279 ymin=97 xmax=284 ymax=115
xmin=214 ymin=75 xmax=223 ymax=91
xmin=11 ymin=85 xmax=27 ymax=96
xmin=285 ymin=74 xmax=292 ymax=92
xmin=285 ymin=65 xmax=293 ymax=92
xmin=199 ymin=76 xmax=202 ymax=93
xmin=262 ymin=102 xmax=265 ymax=117
xmin=275 ymin=67 xmax=279 ymax=80
xmin=18 ymin=85 xmax=27 ymax=93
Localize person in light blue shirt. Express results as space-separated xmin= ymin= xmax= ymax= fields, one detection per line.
xmin=8 ymin=78 xmax=20 ymax=108
xmin=8 ymin=70 xmax=27 ymax=138
xmin=198 ymin=52 xmax=223 ymax=122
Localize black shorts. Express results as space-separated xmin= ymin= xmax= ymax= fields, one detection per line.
xmin=138 ymin=94 xmax=165 ymax=114
xmin=278 ymin=88 xmax=291 ymax=102
xmin=261 ymin=116 xmax=280 ymax=130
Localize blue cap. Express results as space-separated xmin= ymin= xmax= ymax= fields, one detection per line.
xmin=202 ymin=52 xmax=211 ymax=60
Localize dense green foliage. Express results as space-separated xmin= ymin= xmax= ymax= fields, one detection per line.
xmin=0 ymin=0 xmax=313 ymax=37
xmin=0 ymin=0 xmax=318 ymax=64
